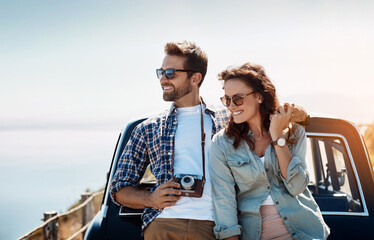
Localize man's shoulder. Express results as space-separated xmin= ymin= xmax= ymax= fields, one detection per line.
xmin=206 ymin=104 xmax=230 ymax=118
xmin=206 ymin=103 xmax=227 ymax=113
xmin=135 ymin=109 xmax=170 ymax=130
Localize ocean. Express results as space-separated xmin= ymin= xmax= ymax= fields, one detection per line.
xmin=0 ymin=127 xmax=121 ymax=240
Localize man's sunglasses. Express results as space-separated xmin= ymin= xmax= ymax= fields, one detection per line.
xmin=156 ymin=68 xmax=198 ymax=79
xmin=220 ymin=91 xmax=256 ymax=107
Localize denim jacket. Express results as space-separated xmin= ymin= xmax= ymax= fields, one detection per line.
xmin=209 ymin=124 xmax=330 ymax=240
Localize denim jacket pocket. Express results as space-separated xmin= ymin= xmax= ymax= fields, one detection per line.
xmin=227 ymin=157 xmax=255 ymax=184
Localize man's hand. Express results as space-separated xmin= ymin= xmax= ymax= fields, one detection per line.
xmin=114 ymin=179 xmax=181 ymax=210
xmin=147 ymin=179 xmax=181 ymax=209
xmin=285 ymin=103 xmax=308 ymax=123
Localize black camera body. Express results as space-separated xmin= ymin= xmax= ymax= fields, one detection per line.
xmin=172 ymin=173 xmax=205 ymax=198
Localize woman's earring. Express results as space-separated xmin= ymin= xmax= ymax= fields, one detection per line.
xmin=259 ymin=99 xmax=262 ymax=103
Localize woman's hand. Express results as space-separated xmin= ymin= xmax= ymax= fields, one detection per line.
xmin=269 ymin=104 xmax=292 ymax=141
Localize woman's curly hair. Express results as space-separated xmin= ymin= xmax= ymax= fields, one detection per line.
xmin=218 ymin=62 xmax=295 ymax=150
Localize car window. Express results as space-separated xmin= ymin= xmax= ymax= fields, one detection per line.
xmin=306 ymin=135 xmax=364 ymax=213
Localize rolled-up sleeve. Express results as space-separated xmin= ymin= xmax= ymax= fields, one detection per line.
xmin=280 ymin=125 xmax=309 ymax=196
xmin=109 ymin=125 xmax=149 ymax=206
xmin=209 ymin=135 xmax=242 ymax=239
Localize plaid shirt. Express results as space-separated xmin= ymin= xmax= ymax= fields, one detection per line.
xmin=110 ymin=101 xmax=230 ymax=231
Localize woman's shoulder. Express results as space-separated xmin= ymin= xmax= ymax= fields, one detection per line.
xmin=291 ymin=123 xmax=306 ymax=138
xmin=212 ymin=128 xmax=233 ymax=146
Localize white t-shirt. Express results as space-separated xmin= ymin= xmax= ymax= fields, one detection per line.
xmin=157 ymin=105 xmax=214 ymax=220
xmin=260 ymin=156 xmax=275 ymax=205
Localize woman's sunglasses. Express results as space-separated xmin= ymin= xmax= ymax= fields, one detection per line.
xmin=156 ymin=68 xmax=198 ymax=79
xmin=220 ymin=91 xmax=256 ymax=107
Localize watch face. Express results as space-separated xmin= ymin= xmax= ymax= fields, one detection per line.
xmin=277 ymin=137 xmax=286 ymax=147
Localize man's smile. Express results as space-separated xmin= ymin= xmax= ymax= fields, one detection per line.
xmin=162 ymin=85 xmax=174 ymax=91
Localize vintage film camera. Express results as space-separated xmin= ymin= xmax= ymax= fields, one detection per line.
xmin=172 ymin=173 xmax=205 ymax=198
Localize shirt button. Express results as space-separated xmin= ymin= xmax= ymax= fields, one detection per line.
xmin=292 ymin=233 xmax=296 ymax=236
xmin=275 ymin=201 xmax=279 ymax=205
xmin=265 ymin=168 xmax=269 ymax=171
xmin=267 ymin=186 xmax=270 ymax=190
xmin=237 ymin=161 xmax=241 ymax=165
xmin=283 ymin=217 xmax=287 ymax=220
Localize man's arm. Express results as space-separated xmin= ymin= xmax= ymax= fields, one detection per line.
xmin=114 ymin=179 xmax=181 ymax=209
xmin=111 ymin=122 xmax=182 ymax=210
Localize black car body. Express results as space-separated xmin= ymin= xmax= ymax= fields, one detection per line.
xmin=85 ymin=116 xmax=374 ymax=240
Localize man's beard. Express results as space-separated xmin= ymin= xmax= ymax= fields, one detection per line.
xmin=163 ymin=80 xmax=192 ymax=102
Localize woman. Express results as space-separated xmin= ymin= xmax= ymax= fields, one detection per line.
xmin=209 ymin=63 xmax=330 ymax=240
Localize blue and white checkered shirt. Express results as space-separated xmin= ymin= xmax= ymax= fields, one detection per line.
xmin=110 ymin=101 xmax=230 ymax=231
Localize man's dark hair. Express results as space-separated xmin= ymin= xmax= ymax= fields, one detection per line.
xmin=164 ymin=41 xmax=208 ymax=87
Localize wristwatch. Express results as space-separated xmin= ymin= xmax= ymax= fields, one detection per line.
xmin=272 ymin=137 xmax=286 ymax=147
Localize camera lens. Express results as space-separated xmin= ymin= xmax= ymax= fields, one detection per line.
xmin=181 ymin=175 xmax=195 ymax=190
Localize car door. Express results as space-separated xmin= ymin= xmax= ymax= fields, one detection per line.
xmin=305 ymin=117 xmax=374 ymax=239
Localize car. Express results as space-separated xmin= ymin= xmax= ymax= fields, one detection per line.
xmin=84 ymin=116 xmax=374 ymax=240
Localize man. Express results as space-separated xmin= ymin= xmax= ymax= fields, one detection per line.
xmin=110 ymin=41 xmax=308 ymax=240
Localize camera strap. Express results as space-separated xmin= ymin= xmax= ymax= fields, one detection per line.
xmin=171 ymin=98 xmax=206 ymax=182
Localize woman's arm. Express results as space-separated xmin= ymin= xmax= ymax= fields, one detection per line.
xmin=269 ymin=105 xmax=293 ymax=178
xmin=270 ymin=105 xmax=309 ymax=196
xmin=280 ymin=125 xmax=309 ymax=196
xmin=209 ymin=136 xmax=242 ymax=239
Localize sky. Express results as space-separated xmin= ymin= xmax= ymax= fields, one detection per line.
xmin=1 ymin=1 xmax=374 ymax=238
xmin=1 ymin=0 xmax=374 ymax=129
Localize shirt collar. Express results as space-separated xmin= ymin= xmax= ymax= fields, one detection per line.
xmin=166 ymin=97 xmax=216 ymax=117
